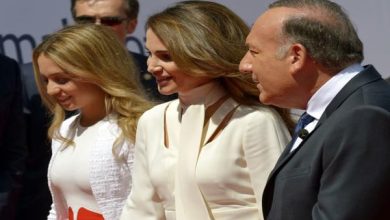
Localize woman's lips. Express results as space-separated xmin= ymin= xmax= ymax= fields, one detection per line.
xmin=57 ymin=96 xmax=71 ymax=105
xmin=156 ymin=76 xmax=172 ymax=86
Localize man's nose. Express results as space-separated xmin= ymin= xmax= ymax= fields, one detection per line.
xmin=239 ymin=52 xmax=252 ymax=74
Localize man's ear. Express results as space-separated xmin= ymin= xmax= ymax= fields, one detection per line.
xmin=126 ymin=19 xmax=138 ymax=34
xmin=288 ymin=43 xmax=308 ymax=75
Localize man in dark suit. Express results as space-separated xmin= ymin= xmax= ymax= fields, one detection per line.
xmin=14 ymin=63 xmax=52 ymax=220
xmin=240 ymin=0 xmax=390 ymax=219
xmin=0 ymin=54 xmax=26 ymax=220
xmin=71 ymin=0 xmax=175 ymax=102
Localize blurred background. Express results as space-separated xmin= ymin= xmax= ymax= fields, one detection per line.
xmin=1 ymin=0 xmax=390 ymax=78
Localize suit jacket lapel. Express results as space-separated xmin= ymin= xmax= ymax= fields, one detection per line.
xmin=269 ymin=65 xmax=381 ymax=179
xmin=268 ymin=125 xmax=319 ymax=179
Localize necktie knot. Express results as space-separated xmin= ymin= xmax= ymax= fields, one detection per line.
xmin=282 ymin=112 xmax=315 ymax=154
xmin=294 ymin=112 xmax=315 ymax=138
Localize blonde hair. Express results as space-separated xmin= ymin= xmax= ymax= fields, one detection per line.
xmin=147 ymin=1 xmax=294 ymax=131
xmin=33 ymin=24 xmax=152 ymax=161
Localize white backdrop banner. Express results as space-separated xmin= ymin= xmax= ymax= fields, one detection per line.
xmin=1 ymin=0 xmax=389 ymax=78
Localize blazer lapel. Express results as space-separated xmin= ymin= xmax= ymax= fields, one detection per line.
xmin=203 ymin=98 xmax=239 ymax=144
xmin=165 ymin=100 xmax=181 ymax=149
xmin=269 ymin=65 xmax=381 ymax=179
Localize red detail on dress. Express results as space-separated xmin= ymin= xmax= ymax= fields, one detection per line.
xmin=68 ymin=207 xmax=104 ymax=220
xmin=68 ymin=207 xmax=74 ymax=220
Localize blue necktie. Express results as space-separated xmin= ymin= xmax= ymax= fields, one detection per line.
xmin=293 ymin=112 xmax=315 ymax=140
xmin=286 ymin=112 xmax=315 ymax=153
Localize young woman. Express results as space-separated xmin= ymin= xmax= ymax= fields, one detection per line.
xmin=120 ymin=1 xmax=293 ymax=220
xmin=32 ymin=24 xmax=151 ymax=220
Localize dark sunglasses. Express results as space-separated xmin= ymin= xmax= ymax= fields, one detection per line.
xmin=74 ymin=16 xmax=127 ymax=26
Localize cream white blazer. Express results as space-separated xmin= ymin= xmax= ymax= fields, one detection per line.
xmin=121 ymin=95 xmax=291 ymax=220
xmin=47 ymin=114 xmax=134 ymax=220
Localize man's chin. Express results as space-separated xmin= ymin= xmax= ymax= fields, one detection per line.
xmin=259 ymin=94 xmax=273 ymax=106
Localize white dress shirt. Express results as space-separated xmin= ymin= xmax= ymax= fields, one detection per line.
xmin=290 ymin=63 xmax=363 ymax=151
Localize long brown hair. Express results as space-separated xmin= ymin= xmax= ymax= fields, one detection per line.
xmin=147 ymin=1 xmax=294 ymax=131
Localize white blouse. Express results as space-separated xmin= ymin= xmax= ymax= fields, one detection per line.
xmin=50 ymin=118 xmax=101 ymax=218
xmin=48 ymin=114 xmax=134 ymax=220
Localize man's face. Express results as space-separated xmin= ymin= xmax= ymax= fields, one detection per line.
xmin=239 ymin=8 xmax=301 ymax=108
xmin=74 ymin=0 xmax=136 ymax=43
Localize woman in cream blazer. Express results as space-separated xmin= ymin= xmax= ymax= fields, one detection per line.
xmin=120 ymin=2 xmax=293 ymax=220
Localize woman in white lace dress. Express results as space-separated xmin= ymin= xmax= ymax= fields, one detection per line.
xmin=32 ymin=24 xmax=151 ymax=220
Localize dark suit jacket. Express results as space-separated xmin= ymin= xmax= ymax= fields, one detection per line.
xmin=0 ymin=54 xmax=26 ymax=220
xmin=130 ymin=51 xmax=176 ymax=102
xmin=0 ymin=54 xmax=26 ymax=193
xmin=21 ymin=62 xmax=51 ymax=170
xmin=6 ymin=61 xmax=52 ymax=220
xmin=263 ymin=65 xmax=390 ymax=220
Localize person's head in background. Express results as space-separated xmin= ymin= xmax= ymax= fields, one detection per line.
xmin=240 ymin=0 xmax=363 ymax=109
xmin=71 ymin=0 xmax=139 ymax=43
xmin=32 ymin=24 xmax=150 ymax=159
xmin=145 ymin=0 xmax=293 ymax=129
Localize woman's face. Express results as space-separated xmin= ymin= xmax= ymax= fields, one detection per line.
xmin=37 ymin=54 xmax=106 ymax=115
xmin=145 ymin=28 xmax=212 ymax=95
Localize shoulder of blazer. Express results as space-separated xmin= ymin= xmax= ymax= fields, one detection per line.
xmin=0 ymin=55 xmax=21 ymax=92
xmin=140 ymin=99 xmax=178 ymax=122
xmin=320 ymin=65 xmax=383 ymax=121
xmin=0 ymin=54 xmax=19 ymax=70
